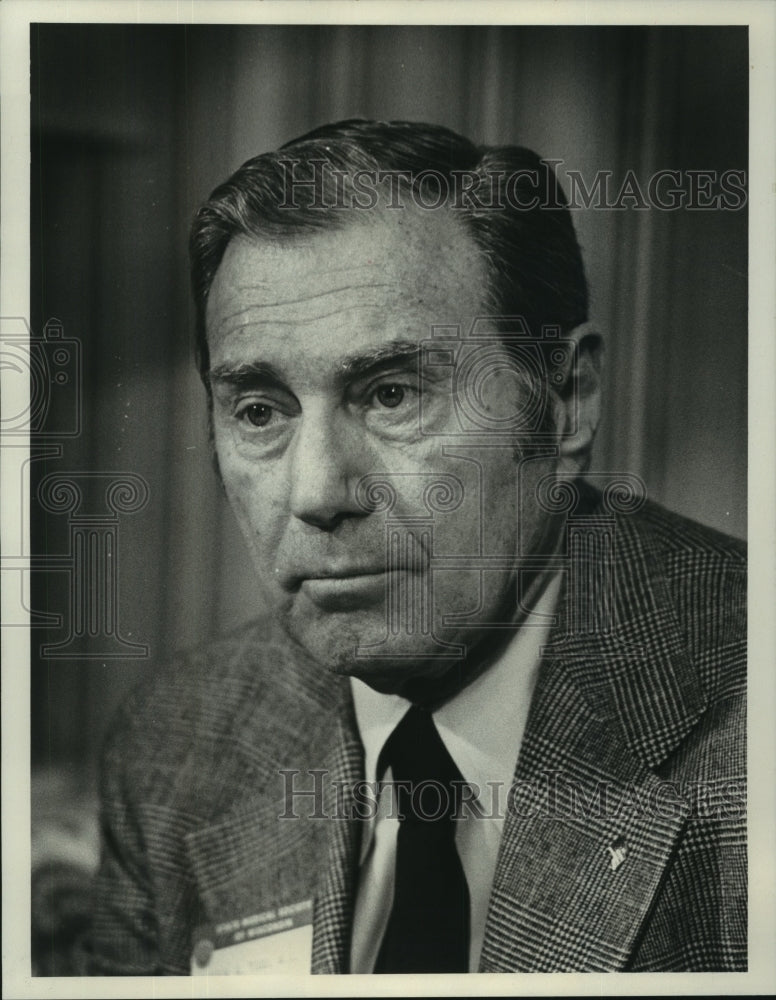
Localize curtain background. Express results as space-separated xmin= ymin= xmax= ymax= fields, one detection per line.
xmin=29 ymin=24 xmax=748 ymax=787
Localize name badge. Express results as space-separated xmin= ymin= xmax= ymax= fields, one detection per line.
xmin=191 ymin=899 xmax=313 ymax=975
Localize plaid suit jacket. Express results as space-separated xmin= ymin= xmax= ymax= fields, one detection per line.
xmin=86 ymin=490 xmax=747 ymax=974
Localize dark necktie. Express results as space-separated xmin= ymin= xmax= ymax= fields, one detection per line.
xmin=373 ymin=705 xmax=471 ymax=974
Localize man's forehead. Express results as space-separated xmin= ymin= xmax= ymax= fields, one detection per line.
xmin=205 ymin=207 xmax=488 ymax=351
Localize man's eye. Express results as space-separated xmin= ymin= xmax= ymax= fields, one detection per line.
xmin=374 ymin=384 xmax=406 ymax=409
xmin=240 ymin=403 xmax=274 ymax=427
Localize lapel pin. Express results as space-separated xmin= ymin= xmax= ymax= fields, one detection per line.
xmin=606 ymin=837 xmax=627 ymax=871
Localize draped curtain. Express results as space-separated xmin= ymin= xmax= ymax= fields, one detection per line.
xmin=30 ymin=24 xmax=747 ymax=778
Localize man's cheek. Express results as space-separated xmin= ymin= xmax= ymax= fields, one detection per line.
xmin=429 ymin=448 xmax=518 ymax=558
xmin=222 ymin=467 xmax=285 ymax=560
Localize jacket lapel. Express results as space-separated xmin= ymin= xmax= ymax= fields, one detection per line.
xmin=479 ymin=654 xmax=693 ymax=971
xmin=309 ymin=701 xmax=364 ymax=973
xmin=480 ymin=493 xmax=708 ymax=971
xmin=183 ymin=657 xmax=364 ymax=974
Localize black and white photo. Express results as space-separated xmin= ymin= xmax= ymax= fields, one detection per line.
xmin=2 ymin=3 xmax=774 ymax=995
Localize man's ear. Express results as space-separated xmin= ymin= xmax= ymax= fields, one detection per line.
xmin=552 ymin=322 xmax=603 ymax=475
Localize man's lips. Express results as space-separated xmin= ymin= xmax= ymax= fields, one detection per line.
xmin=299 ymin=569 xmax=395 ymax=611
xmin=279 ymin=550 xmax=429 ymax=594
xmin=282 ymin=565 xmax=387 ymax=591
xmin=303 ymin=567 xmax=387 ymax=580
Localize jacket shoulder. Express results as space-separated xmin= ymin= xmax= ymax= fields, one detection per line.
xmin=627 ymin=500 xmax=746 ymax=705
xmin=630 ymin=499 xmax=746 ymax=565
xmin=100 ymin=616 xmax=339 ymax=818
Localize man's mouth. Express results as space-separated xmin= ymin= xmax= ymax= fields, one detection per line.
xmin=281 ymin=562 xmax=387 ymax=591
xmin=299 ymin=569 xmax=394 ymax=611
xmin=303 ymin=566 xmax=387 ymax=580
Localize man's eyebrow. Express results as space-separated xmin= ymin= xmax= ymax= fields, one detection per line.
xmin=206 ymin=361 xmax=286 ymax=389
xmin=338 ymin=341 xmax=422 ymax=380
xmin=206 ymin=341 xmax=423 ymax=390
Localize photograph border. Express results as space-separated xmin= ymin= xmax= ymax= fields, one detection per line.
xmin=2 ymin=1 xmax=774 ymax=997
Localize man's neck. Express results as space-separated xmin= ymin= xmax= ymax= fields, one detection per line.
xmin=366 ymin=562 xmax=561 ymax=710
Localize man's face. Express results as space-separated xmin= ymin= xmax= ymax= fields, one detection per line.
xmin=206 ymin=207 xmax=559 ymax=699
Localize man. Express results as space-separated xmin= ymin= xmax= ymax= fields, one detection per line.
xmin=87 ymin=120 xmax=746 ymax=974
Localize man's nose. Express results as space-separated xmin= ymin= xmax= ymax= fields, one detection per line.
xmin=288 ymin=407 xmax=369 ymax=530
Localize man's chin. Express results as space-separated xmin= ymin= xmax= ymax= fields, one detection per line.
xmin=286 ymin=614 xmax=437 ymax=676
xmin=282 ymin=607 xmax=478 ymax=700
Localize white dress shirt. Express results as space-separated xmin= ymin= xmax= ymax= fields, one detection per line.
xmin=349 ymin=572 xmax=562 ymax=973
